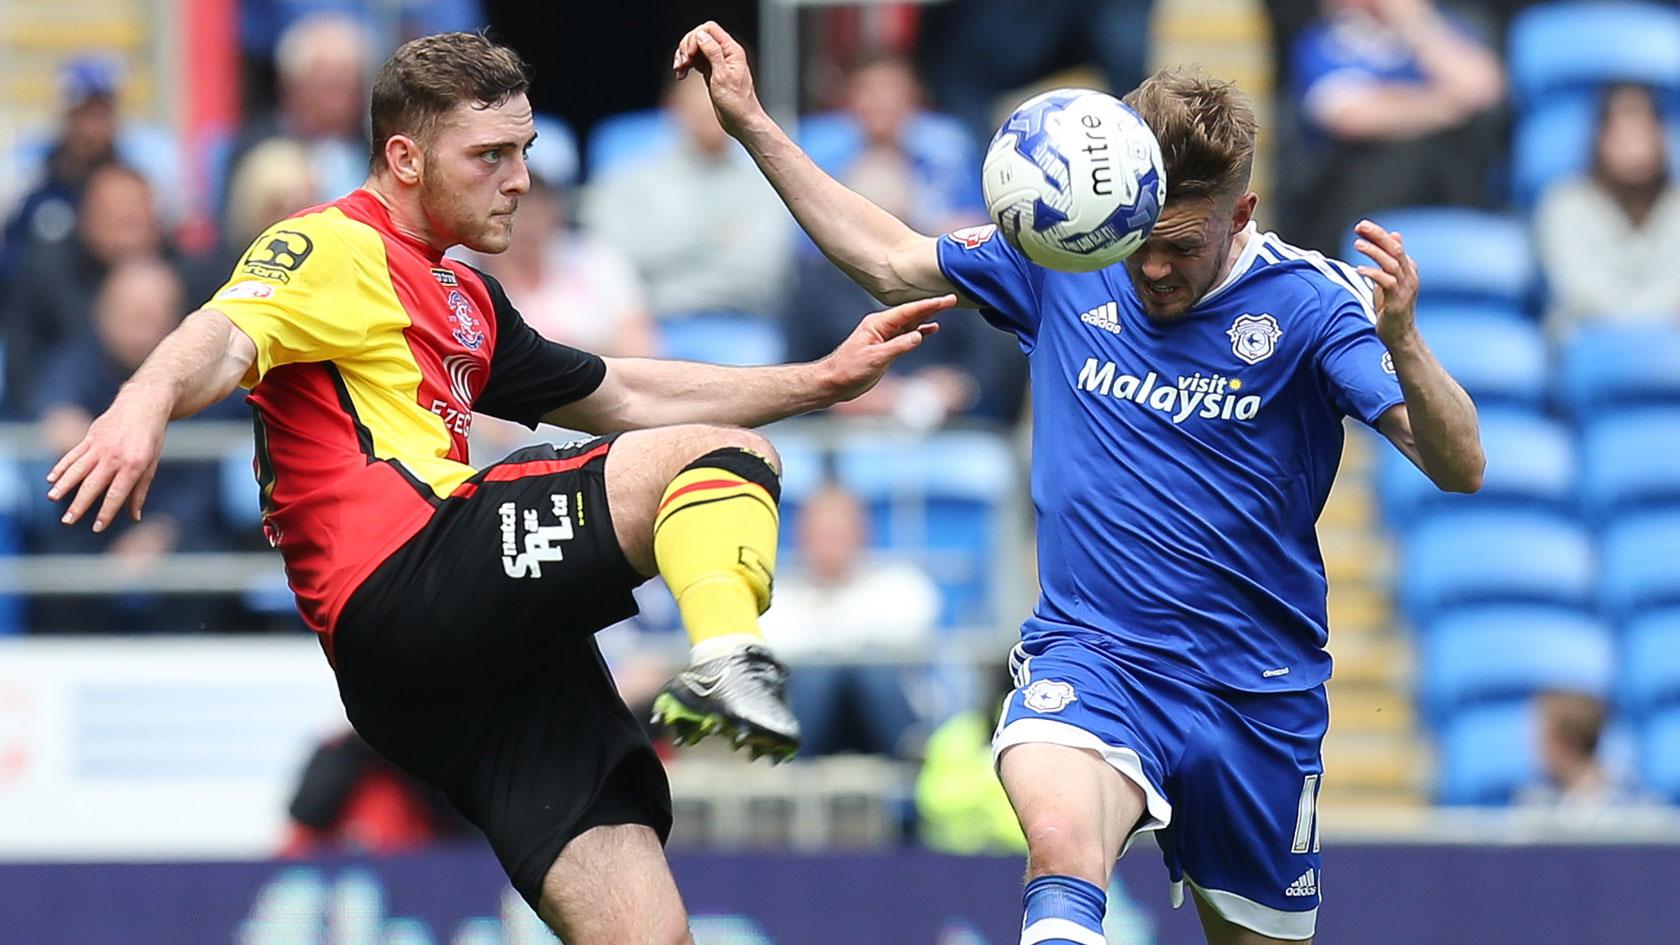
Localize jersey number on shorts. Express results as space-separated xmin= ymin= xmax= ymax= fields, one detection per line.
xmin=1291 ymin=774 xmax=1322 ymax=854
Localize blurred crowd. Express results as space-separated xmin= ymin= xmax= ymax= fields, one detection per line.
xmin=4 ymin=0 xmax=1680 ymax=841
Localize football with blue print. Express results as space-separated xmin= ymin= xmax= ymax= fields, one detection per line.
xmin=981 ymin=88 xmax=1166 ymax=272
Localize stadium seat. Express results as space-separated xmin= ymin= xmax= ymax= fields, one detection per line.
xmin=1621 ymin=608 xmax=1680 ymax=718
xmin=219 ymin=451 xmax=262 ymax=530
xmin=585 ymin=110 xmax=675 ymax=177
xmin=1642 ymin=707 xmax=1680 ymax=801
xmin=656 ymin=314 xmax=786 ymax=366
xmin=836 ymin=431 xmax=1017 ymax=628
xmin=529 ymin=112 xmax=580 ymax=186
xmin=0 ymin=457 xmax=27 ymax=635
xmin=1378 ymin=408 xmax=1575 ymax=523
xmin=1579 ymin=407 xmax=1680 ymax=520
xmin=1400 ymin=510 xmax=1596 ymax=622
xmin=1560 ymin=325 xmax=1680 ymax=416
xmin=1412 ymin=314 xmax=1548 ymax=407
xmin=1508 ymin=1 xmax=1680 ymax=107
xmin=1420 ymin=605 xmax=1615 ymax=722
xmin=1601 ymin=510 xmax=1680 ymax=619
xmin=1343 ymin=208 xmax=1535 ymax=307
xmin=1437 ymin=701 xmax=1540 ymax=805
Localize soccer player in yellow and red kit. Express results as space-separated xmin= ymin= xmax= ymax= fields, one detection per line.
xmin=46 ymin=33 xmax=952 ymax=943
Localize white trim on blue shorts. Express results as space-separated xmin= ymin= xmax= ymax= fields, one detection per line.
xmin=1175 ymin=873 xmax=1318 ymax=942
xmin=991 ymin=717 xmax=1174 ymax=847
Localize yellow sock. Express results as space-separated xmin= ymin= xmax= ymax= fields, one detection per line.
xmin=652 ymin=449 xmax=781 ymax=652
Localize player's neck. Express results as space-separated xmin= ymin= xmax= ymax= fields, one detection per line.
xmin=360 ymin=180 xmax=451 ymax=255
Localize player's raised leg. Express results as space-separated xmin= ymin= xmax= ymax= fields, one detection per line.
xmin=605 ymin=424 xmax=799 ymax=759
xmin=537 ymin=823 xmax=694 ymax=945
xmin=999 ymin=743 xmax=1145 ymax=945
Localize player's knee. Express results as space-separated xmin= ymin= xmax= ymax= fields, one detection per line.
xmin=1022 ymin=815 xmax=1107 ymax=878
xmin=684 ymin=424 xmax=781 ymax=476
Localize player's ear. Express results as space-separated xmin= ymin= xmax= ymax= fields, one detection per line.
xmin=1230 ymin=192 xmax=1258 ymax=233
xmin=385 ymin=134 xmax=424 ymax=186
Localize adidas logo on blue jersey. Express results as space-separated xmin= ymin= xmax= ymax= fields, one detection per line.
xmin=1284 ymin=869 xmax=1318 ymax=898
xmin=1076 ymin=358 xmax=1264 ymax=423
xmin=1079 ymin=301 xmax=1122 ymax=334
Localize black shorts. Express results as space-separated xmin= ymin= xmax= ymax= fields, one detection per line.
xmin=331 ymin=437 xmax=671 ymax=906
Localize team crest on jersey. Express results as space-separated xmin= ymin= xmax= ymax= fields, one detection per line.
xmin=447 ymin=290 xmax=485 ymax=350
xmin=1022 ymin=679 xmax=1077 ymax=713
xmin=951 ymin=224 xmax=997 ymax=250
xmin=1228 ymin=313 xmax=1283 ymax=365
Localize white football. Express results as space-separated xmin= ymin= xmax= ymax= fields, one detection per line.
xmin=982 ymin=88 xmax=1167 ymax=272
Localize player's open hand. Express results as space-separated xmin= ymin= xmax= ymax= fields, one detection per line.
xmin=673 ymin=21 xmax=763 ymax=137
xmin=45 ymin=392 xmax=171 ymax=533
xmin=819 ymin=295 xmax=953 ymax=404
xmin=1352 ymin=219 xmax=1420 ymax=345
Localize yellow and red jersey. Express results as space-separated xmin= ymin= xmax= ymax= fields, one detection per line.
xmin=210 ymin=189 xmax=605 ymax=640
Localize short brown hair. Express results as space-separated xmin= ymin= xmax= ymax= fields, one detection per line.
xmin=1540 ymin=690 xmax=1608 ymax=757
xmin=369 ymin=32 xmax=531 ymax=171
xmin=1123 ymin=68 xmax=1257 ymax=203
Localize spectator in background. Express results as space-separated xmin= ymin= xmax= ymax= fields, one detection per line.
xmin=758 ymin=482 xmax=939 ymax=758
xmin=29 ymin=259 xmax=234 ymax=634
xmin=0 ymin=57 xmax=121 ymax=280
xmin=219 ymin=139 xmax=321 ymax=279
xmin=917 ymin=0 xmax=1155 ymax=154
xmin=472 ymin=174 xmax=656 ymax=459
xmin=915 ymin=661 xmax=1025 ymax=854
xmin=1536 ymin=84 xmax=1680 ymax=340
xmin=2 ymin=164 xmax=203 ymax=414
xmin=1519 ymin=690 xmax=1640 ymax=809
xmin=224 ymin=12 xmax=371 ymax=219
xmin=582 ymin=74 xmax=791 ymax=320
xmin=1287 ymin=0 xmax=1505 ymax=254
xmin=283 ymin=731 xmax=470 ymax=856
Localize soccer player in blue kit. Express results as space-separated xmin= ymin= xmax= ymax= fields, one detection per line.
xmin=677 ymin=22 xmax=1485 ymax=945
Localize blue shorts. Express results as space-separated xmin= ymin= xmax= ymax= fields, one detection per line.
xmin=993 ymin=635 xmax=1328 ymax=940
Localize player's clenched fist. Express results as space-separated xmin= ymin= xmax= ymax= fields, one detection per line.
xmin=673 ymin=21 xmax=764 ymax=137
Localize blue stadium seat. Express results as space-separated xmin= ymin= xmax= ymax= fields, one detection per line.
xmin=219 ymin=451 xmax=262 ymax=530
xmin=656 ymin=314 xmax=786 ymax=366
xmin=529 ymin=112 xmax=580 ymax=187
xmin=1602 ymin=510 xmax=1680 ymax=619
xmin=1401 ymin=511 xmax=1596 ymax=622
xmin=1344 ymin=208 xmax=1535 ymax=307
xmin=1512 ymin=95 xmax=1680 ymax=207
xmin=1508 ymin=1 xmax=1680 ymax=106
xmin=836 ymin=431 xmax=1016 ymax=628
xmin=1421 ymin=605 xmax=1615 ymax=722
xmin=0 ymin=457 xmax=27 ymax=635
xmin=585 ymin=110 xmax=675 ymax=177
xmin=1438 ymin=702 xmax=1540 ymax=805
xmin=1622 ymin=609 xmax=1680 ymax=718
xmin=1379 ymin=408 xmax=1575 ymax=523
xmin=1560 ymin=325 xmax=1680 ymax=416
xmin=1414 ymin=314 xmax=1548 ymax=407
xmin=1642 ymin=708 xmax=1680 ymax=801
xmin=1579 ymin=408 xmax=1680 ymax=520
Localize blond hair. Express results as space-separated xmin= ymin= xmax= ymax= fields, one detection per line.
xmin=1123 ymin=68 xmax=1257 ymax=202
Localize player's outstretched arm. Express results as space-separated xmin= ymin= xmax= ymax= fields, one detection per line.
xmin=546 ymin=295 xmax=953 ymax=432
xmin=1353 ymin=220 xmax=1486 ymax=493
xmin=673 ymin=21 xmax=959 ymax=307
xmin=47 ymin=309 xmax=256 ymax=532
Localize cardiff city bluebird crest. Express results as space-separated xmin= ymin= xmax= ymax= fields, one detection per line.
xmin=1227 ymin=313 xmax=1283 ymax=365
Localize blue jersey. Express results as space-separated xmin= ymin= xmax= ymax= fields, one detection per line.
xmin=938 ymin=222 xmax=1404 ymax=692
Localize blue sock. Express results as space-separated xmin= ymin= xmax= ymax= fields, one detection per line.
xmin=1020 ymin=875 xmax=1107 ymax=945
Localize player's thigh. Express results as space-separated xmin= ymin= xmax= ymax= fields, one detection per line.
xmin=603 ymin=424 xmax=781 ymax=575
xmin=1163 ymin=686 xmax=1328 ymax=943
xmin=999 ymin=741 xmax=1144 ymax=883
xmin=536 ymin=823 xmax=694 ymax=945
xmin=1193 ymin=892 xmax=1312 ymax=945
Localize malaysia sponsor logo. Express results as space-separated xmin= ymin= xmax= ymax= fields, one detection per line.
xmin=1075 ymin=358 xmax=1263 ymax=423
xmin=447 ymin=290 xmax=485 ymax=350
xmin=240 ymin=229 xmax=313 ymax=283
xmin=1285 ymin=868 xmax=1318 ymax=898
xmin=498 ymin=494 xmax=576 ymax=579
xmin=950 ymin=224 xmax=997 ymax=249
xmin=215 ymin=281 xmax=275 ymax=301
xmin=1228 ymin=313 xmax=1283 ymax=365
xmin=1021 ymin=679 xmax=1078 ymax=713
xmin=1078 ymin=300 xmax=1122 ymax=334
